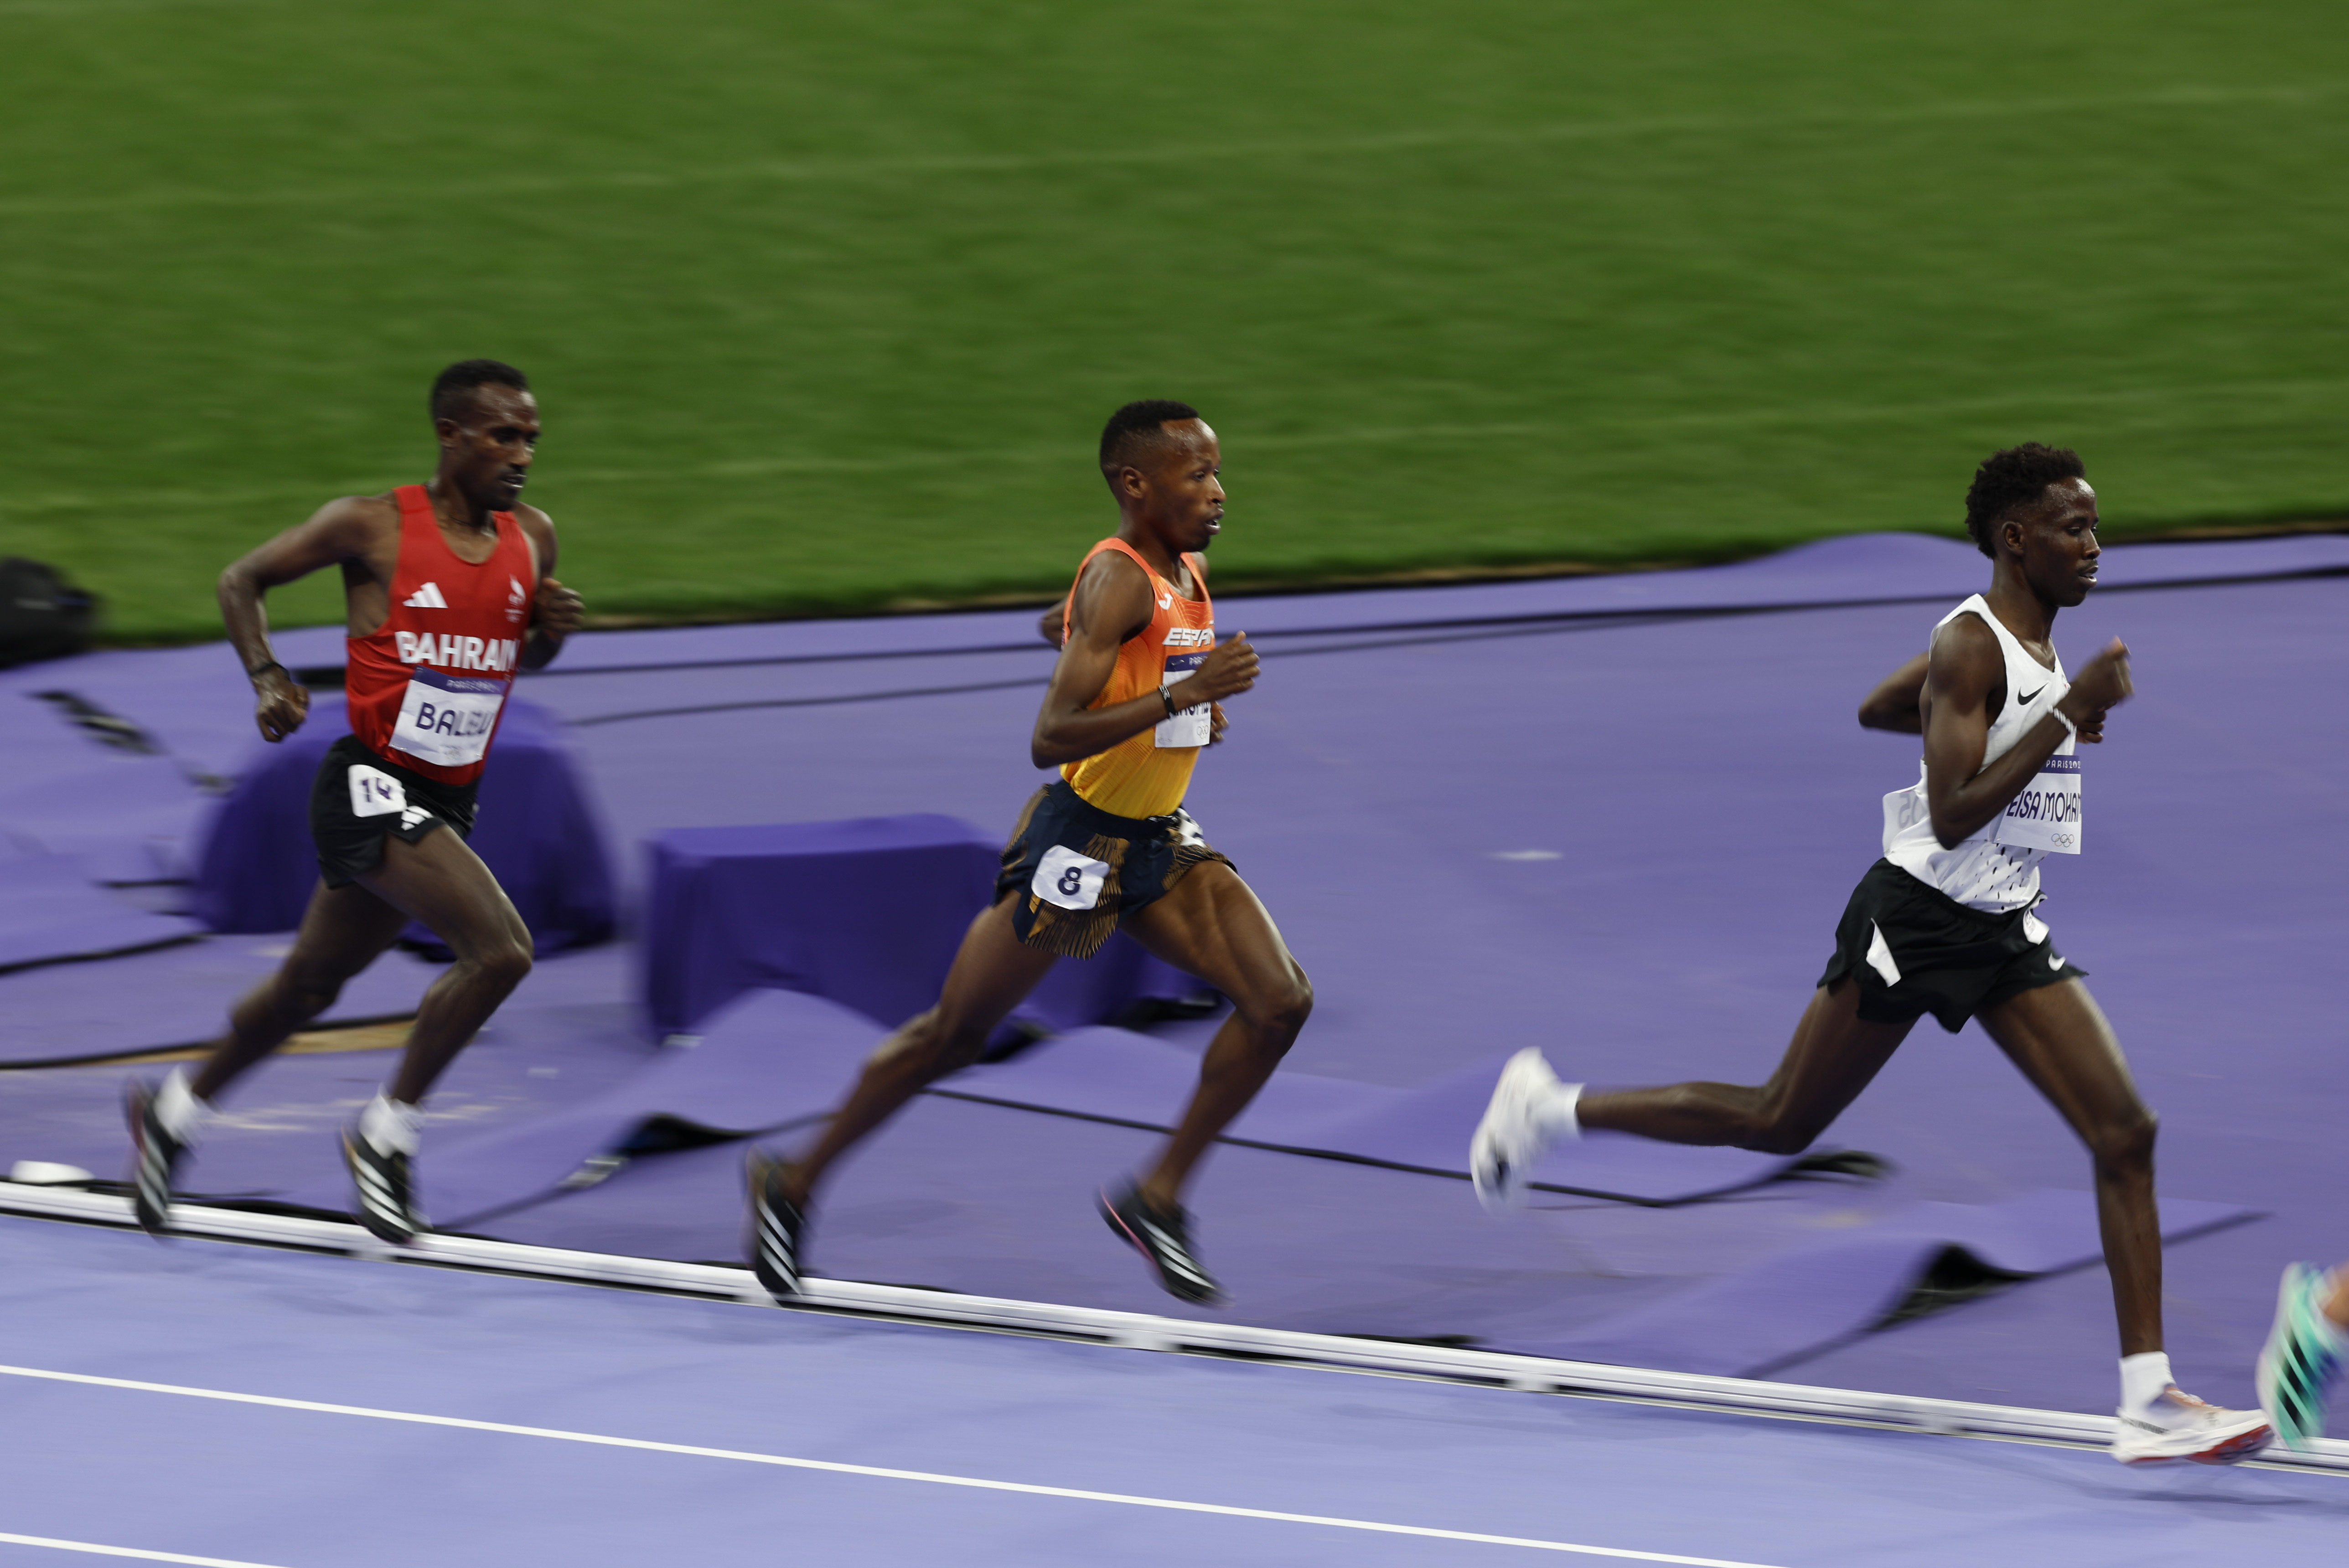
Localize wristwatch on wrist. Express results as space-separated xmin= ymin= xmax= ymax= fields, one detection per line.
xmin=1159 ymin=684 xmax=1179 ymax=718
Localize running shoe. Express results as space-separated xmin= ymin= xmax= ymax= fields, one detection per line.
xmin=341 ymin=1127 xmax=426 ymax=1245
xmin=2258 ymin=1263 xmax=2344 ymax=1449
xmin=123 ymin=1079 xmax=186 ymax=1236
xmin=745 ymin=1151 xmax=806 ymax=1303
xmin=1099 ymin=1181 xmax=1224 ymax=1305
xmin=1470 ymin=1047 xmax=1577 ymax=1212
xmin=2110 ymin=1387 xmax=2273 ymax=1465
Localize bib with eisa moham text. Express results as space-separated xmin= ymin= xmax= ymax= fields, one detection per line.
xmin=1992 ymin=746 xmax=2082 ymax=855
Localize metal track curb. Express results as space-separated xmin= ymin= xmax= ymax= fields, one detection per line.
xmin=3 ymin=1181 xmax=2339 ymax=1476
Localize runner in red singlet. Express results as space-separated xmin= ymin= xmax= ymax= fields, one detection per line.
xmin=124 ymin=360 xmax=584 ymax=1244
xmin=746 ymin=400 xmax=1314 ymax=1305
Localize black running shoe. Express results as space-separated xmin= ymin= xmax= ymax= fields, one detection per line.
xmin=341 ymin=1129 xmax=425 ymax=1244
xmin=745 ymin=1151 xmax=806 ymax=1302
xmin=1099 ymin=1181 xmax=1225 ymax=1305
xmin=123 ymin=1080 xmax=186 ymax=1236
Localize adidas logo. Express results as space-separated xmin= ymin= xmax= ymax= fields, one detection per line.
xmin=402 ymin=582 xmax=449 ymax=609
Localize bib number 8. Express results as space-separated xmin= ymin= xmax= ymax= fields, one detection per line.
xmin=1032 ymin=845 xmax=1110 ymax=911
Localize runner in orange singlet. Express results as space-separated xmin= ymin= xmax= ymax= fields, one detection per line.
xmin=125 ymin=361 xmax=584 ymax=1245
xmin=748 ymin=400 xmax=1312 ymax=1305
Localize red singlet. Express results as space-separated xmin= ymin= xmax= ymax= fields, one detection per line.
xmin=344 ymin=485 xmax=538 ymax=786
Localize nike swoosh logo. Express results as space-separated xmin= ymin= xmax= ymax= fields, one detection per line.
xmin=2018 ymin=685 xmax=2047 ymax=706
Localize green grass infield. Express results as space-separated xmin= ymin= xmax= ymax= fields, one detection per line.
xmin=4 ymin=1 xmax=2345 ymax=640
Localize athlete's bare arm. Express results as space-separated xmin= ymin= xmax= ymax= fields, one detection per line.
xmin=1037 ymin=562 xmax=1231 ymax=743
xmin=1857 ymin=653 xmax=1928 ymax=732
xmin=1920 ymin=616 xmax=2130 ymax=847
xmin=1029 ymin=551 xmax=1255 ymax=769
xmin=511 ymin=508 xmax=582 ymax=671
xmin=218 ymin=495 xmax=405 ymax=743
xmin=1862 ymin=646 xmax=2111 ymax=746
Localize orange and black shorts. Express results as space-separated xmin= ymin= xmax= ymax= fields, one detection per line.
xmin=995 ymin=780 xmax=1230 ymax=959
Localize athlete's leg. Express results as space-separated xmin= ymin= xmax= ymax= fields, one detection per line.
xmin=189 ymin=880 xmax=411 ymax=1102
xmin=1975 ymin=980 xmax=2160 ymax=1356
xmin=780 ymin=895 xmax=1059 ymax=1209
xmin=1120 ymin=861 xmax=1313 ymax=1212
xmin=1576 ymin=980 xmax=1915 ymax=1153
xmin=346 ymin=826 xmax=535 ymax=1105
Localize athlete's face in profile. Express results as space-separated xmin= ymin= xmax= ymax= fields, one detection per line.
xmin=1137 ymin=420 xmax=1226 ymax=552
xmin=437 ymin=384 xmax=540 ymax=512
xmin=2009 ymin=477 xmax=2101 ymax=607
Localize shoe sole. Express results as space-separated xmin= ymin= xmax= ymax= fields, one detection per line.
xmin=2116 ymin=1419 xmax=2276 ymax=1466
xmin=2257 ymin=1264 xmax=2328 ymax=1450
xmin=1469 ymin=1131 xmax=1521 ymax=1213
xmin=745 ymin=1154 xmax=801 ymax=1301
xmin=1471 ymin=1053 xmax=1550 ymax=1212
xmin=1098 ymin=1188 xmax=1224 ymax=1306
xmin=340 ymin=1132 xmax=417 ymax=1246
xmin=123 ymin=1083 xmax=171 ymax=1237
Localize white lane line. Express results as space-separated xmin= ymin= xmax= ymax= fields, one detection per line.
xmin=0 ymin=1364 xmax=1786 ymax=1566
xmin=0 ymin=1533 xmax=290 ymax=1567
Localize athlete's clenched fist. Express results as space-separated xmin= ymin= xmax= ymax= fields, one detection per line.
xmin=250 ymin=664 xmax=310 ymax=743
xmin=533 ymin=576 xmax=585 ymax=640
xmin=2059 ymin=637 xmax=2130 ymax=742
xmin=1176 ymin=630 xmax=1259 ymax=707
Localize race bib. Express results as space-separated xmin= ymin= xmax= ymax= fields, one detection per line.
xmin=1032 ymin=845 xmax=1109 ymax=911
xmin=1995 ymin=750 xmax=2082 ymax=855
xmin=347 ymin=764 xmax=407 ymax=818
xmin=1154 ymin=649 xmax=1212 ymax=748
xmin=392 ymin=667 xmax=508 ymax=769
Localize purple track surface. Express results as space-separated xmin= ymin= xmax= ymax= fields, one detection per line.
xmin=4 ymin=1217 xmax=2347 ymax=1568
xmin=4 ymin=535 xmax=2348 ymax=1425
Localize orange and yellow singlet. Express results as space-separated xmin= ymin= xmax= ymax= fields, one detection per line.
xmin=1060 ymin=537 xmax=1216 ymax=820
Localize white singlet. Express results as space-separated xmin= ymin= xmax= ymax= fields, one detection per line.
xmin=1882 ymin=594 xmax=2077 ymax=912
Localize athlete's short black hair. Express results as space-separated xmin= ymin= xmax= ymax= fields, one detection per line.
xmin=1963 ymin=443 xmax=2086 ymax=557
xmin=430 ymin=359 xmax=531 ymax=424
xmin=1099 ymin=399 xmax=1204 ymax=479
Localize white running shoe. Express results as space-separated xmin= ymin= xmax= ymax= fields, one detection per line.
xmin=1469 ymin=1048 xmax=1577 ymax=1213
xmin=2110 ymin=1387 xmax=2274 ymax=1465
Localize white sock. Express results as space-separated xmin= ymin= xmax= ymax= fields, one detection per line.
xmin=1533 ymin=1082 xmax=1583 ymax=1140
xmin=154 ymin=1068 xmax=211 ymax=1144
xmin=359 ymin=1093 xmax=422 ymax=1157
xmin=2120 ymin=1351 xmax=2175 ymax=1414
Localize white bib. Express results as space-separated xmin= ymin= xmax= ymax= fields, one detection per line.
xmin=347 ymin=763 xmax=408 ymax=818
xmin=1993 ymin=748 xmax=2083 ymax=854
xmin=393 ymin=667 xmax=508 ymax=769
xmin=1153 ymin=648 xmax=1212 ymax=748
xmin=1031 ymin=845 xmax=1109 ymax=910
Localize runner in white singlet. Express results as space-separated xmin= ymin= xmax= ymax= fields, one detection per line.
xmin=1470 ymin=444 xmax=2271 ymax=1467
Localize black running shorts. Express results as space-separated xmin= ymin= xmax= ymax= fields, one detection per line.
xmin=1818 ymin=859 xmax=2085 ymax=1034
xmin=995 ymin=779 xmax=1231 ymax=958
xmin=308 ymin=735 xmax=479 ymax=889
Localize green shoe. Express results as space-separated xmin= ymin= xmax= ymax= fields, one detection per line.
xmin=2257 ymin=1263 xmax=2344 ymax=1449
